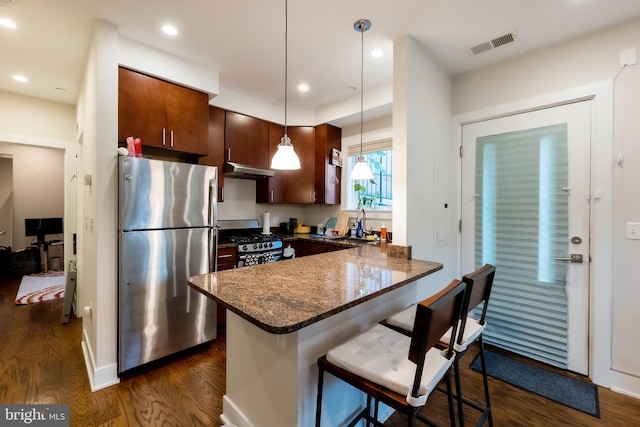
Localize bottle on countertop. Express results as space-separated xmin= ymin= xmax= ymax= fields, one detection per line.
xmin=356 ymin=220 xmax=363 ymax=238
xmin=380 ymin=223 xmax=387 ymax=241
xmin=350 ymin=223 xmax=357 ymax=237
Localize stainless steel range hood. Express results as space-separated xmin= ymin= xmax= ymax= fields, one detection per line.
xmin=224 ymin=162 xmax=275 ymax=180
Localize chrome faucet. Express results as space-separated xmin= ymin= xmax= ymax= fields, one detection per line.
xmin=356 ymin=208 xmax=369 ymax=235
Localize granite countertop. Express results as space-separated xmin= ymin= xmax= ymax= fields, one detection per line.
xmin=188 ymin=244 xmax=442 ymax=334
xmin=279 ymin=232 xmax=381 ymax=248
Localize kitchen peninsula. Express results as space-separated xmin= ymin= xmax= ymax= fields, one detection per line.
xmin=188 ymin=243 xmax=443 ymax=426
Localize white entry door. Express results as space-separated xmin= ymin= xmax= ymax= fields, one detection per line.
xmin=461 ymin=101 xmax=591 ymax=375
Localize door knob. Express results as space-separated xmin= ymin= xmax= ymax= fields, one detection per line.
xmin=555 ymin=254 xmax=583 ymax=263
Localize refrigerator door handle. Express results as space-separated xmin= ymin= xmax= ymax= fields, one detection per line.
xmin=209 ymin=169 xmax=219 ymax=272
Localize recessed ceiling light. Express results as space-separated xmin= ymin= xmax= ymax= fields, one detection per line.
xmin=162 ymin=24 xmax=178 ymax=36
xmin=371 ymin=49 xmax=383 ymax=58
xmin=298 ymin=83 xmax=309 ymax=92
xmin=0 ymin=18 xmax=16 ymax=29
xmin=13 ymin=74 xmax=27 ymax=83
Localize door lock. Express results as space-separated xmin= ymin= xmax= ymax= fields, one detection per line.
xmin=555 ymin=254 xmax=583 ymax=263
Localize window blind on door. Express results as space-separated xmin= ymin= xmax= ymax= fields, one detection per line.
xmin=474 ymin=124 xmax=569 ymax=368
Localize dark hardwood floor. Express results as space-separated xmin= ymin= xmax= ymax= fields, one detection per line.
xmin=2 ymin=275 xmax=640 ymax=426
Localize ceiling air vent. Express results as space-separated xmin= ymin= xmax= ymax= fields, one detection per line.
xmin=470 ymin=31 xmax=518 ymax=56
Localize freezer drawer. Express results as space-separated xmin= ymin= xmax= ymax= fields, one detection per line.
xmin=118 ymin=228 xmax=216 ymax=373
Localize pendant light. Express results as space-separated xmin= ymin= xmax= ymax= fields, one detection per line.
xmin=350 ymin=19 xmax=373 ymax=180
xmin=271 ymin=0 xmax=301 ymax=170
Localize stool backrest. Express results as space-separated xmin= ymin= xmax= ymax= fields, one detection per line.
xmin=458 ymin=264 xmax=496 ymax=344
xmin=409 ymin=279 xmax=466 ymax=398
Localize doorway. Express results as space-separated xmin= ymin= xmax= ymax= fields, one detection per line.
xmin=461 ymin=101 xmax=591 ymax=375
xmin=0 ymin=155 xmax=12 ymax=249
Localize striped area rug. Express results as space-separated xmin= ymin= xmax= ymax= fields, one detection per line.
xmin=15 ymin=270 xmax=65 ymax=305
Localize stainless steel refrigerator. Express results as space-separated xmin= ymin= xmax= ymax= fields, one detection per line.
xmin=118 ymin=156 xmax=218 ymax=373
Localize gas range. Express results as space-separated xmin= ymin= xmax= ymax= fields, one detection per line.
xmin=228 ymin=235 xmax=284 ymax=254
xmin=218 ymin=219 xmax=284 ymax=267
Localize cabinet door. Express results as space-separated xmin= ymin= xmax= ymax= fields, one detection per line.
xmin=257 ymin=122 xmax=286 ymax=203
xmin=166 ymin=82 xmax=209 ymax=155
xmin=287 ymin=240 xmax=308 ymax=257
xmin=199 ymin=106 xmax=226 ymax=201
xmin=216 ymin=246 xmax=237 ymax=270
xmin=285 ymin=126 xmax=315 ymax=203
xmin=315 ymin=124 xmax=342 ymax=205
xmin=118 ymin=67 xmax=167 ymax=148
xmin=225 ymin=111 xmax=269 ymax=168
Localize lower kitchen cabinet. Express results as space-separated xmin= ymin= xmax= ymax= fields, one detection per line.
xmin=216 ymin=246 xmax=237 ymax=325
xmin=288 ymin=240 xmax=344 ymax=258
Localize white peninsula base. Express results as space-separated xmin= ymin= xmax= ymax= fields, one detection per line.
xmin=220 ymin=280 xmax=434 ymax=427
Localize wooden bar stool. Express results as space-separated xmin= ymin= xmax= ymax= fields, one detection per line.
xmin=383 ymin=264 xmax=496 ymax=427
xmin=315 ymin=279 xmax=467 ymax=427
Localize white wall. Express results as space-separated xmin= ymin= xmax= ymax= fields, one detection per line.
xmin=0 ymin=91 xmax=76 ymax=271
xmin=392 ymin=35 xmax=455 ymax=288
xmin=452 ymin=17 xmax=640 ymax=397
xmin=0 ymin=143 xmax=64 ymax=249
xmin=75 ymin=21 xmax=120 ymax=391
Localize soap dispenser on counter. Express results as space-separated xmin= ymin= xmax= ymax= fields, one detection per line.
xmin=356 ymin=220 xmax=363 ymax=238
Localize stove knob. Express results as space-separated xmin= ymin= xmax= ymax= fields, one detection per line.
xmin=242 ymin=245 xmax=248 ymax=251
xmin=253 ymin=244 xmax=258 ymax=250
xmin=258 ymin=243 xmax=263 ymax=249
xmin=268 ymin=242 xmax=273 ymax=248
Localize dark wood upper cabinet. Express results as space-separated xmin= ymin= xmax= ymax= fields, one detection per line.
xmin=257 ymin=123 xmax=342 ymax=205
xmin=314 ymin=123 xmax=342 ymax=205
xmin=224 ymin=111 xmax=269 ymax=168
xmin=256 ymin=123 xmax=286 ymax=203
xmin=118 ymin=67 xmax=208 ymax=156
xmin=285 ymin=126 xmax=316 ymax=203
xmin=199 ymin=106 xmax=226 ymax=201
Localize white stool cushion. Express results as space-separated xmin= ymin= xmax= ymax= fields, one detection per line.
xmin=440 ymin=317 xmax=485 ymax=352
xmin=326 ymin=324 xmax=453 ymax=407
xmin=386 ymin=305 xmax=486 ymax=352
xmin=385 ymin=303 xmax=417 ymax=331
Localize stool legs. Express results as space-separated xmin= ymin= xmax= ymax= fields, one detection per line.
xmin=477 ymin=337 xmax=493 ymax=427
xmin=315 ymin=365 xmax=324 ymax=427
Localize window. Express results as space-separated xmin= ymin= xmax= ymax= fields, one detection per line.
xmin=346 ymin=139 xmax=392 ymax=210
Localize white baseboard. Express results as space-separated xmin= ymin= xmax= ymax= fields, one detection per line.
xmin=221 ymin=395 xmax=256 ymax=427
xmin=81 ymin=328 xmax=119 ymax=392
xmin=610 ymin=370 xmax=640 ymax=399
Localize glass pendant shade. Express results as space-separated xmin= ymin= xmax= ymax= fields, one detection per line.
xmin=350 ymin=156 xmax=373 ymax=180
xmin=271 ymin=135 xmax=301 ymax=170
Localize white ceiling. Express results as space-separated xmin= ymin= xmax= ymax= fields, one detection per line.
xmin=2 ymin=0 xmax=640 ymax=119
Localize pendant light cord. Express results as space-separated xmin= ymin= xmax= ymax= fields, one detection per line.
xmin=360 ymin=25 xmax=364 ymax=156
xmin=284 ymin=0 xmax=288 ymax=137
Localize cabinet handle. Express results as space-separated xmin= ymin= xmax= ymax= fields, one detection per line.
xmin=221 ymin=186 xmax=224 ymax=201
xmin=218 ymin=254 xmax=233 ymax=259
xmin=270 ymin=190 xmax=274 ymax=202
xmin=227 ymin=148 xmax=231 ymax=161
xmin=170 ymin=130 xmax=174 ymax=148
xmin=162 ymin=128 xmax=166 ymax=147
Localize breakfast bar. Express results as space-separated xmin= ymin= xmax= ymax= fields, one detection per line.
xmin=188 ymin=243 xmax=443 ymax=426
